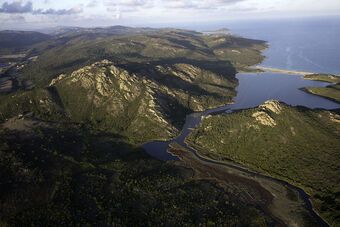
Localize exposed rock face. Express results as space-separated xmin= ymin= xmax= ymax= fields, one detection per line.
xmin=46 ymin=59 xmax=235 ymax=142
xmin=329 ymin=112 xmax=340 ymax=123
xmin=252 ymin=111 xmax=276 ymax=127
xmin=68 ymin=61 xmax=139 ymax=98
xmin=49 ymin=60 xmax=176 ymax=140
xmin=259 ymin=100 xmax=282 ymax=114
xmin=251 ymin=100 xmax=283 ymax=127
xmin=49 ymin=74 xmax=66 ymax=86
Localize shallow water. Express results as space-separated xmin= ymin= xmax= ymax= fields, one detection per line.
xmin=142 ymin=71 xmax=340 ymax=160
xmin=232 ymin=72 xmax=339 ymax=110
xmin=142 ymin=17 xmax=338 ymax=226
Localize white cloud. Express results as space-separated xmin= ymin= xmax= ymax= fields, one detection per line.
xmin=165 ymin=0 xmax=193 ymax=8
xmin=0 ymin=1 xmax=83 ymax=15
xmin=1 ymin=0 xmax=340 ymax=30
xmin=123 ymin=0 xmax=147 ymax=6
xmin=87 ymin=0 xmax=99 ymax=7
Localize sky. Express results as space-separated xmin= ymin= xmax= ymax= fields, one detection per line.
xmin=0 ymin=0 xmax=340 ymax=30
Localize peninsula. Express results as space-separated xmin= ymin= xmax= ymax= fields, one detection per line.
xmin=0 ymin=26 xmax=272 ymax=226
xmin=0 ymin=26 xmax=339 ymax=226
xmin=256 ymin=66 xmax=314 ymax=75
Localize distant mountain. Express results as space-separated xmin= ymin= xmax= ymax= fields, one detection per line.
xmin=36 ymin=26 xmax=86 ymax=35
xmin=0 ymin=31 xmax=51 ymax=54
xmin=0 ymin=27 xmax=273 ymax=226
xmin=0 ymin=27 xmax=266 ymax=142
xmin=0 ymin=26 xmax=156 ymax=56
xmin=45 ymin=25 xmax=155 ymax=37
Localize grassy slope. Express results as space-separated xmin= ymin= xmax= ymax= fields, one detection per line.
xmin=302 ymin=87 xmax=340 ymax=103
xmin=21 ymin=29 xmax=266 ymax=87
xmin=302 ymin=74 xmax=340 ymax=83
xmin=301 ymin=74 xmax=340 ymax=103
xmin=186 ymin=101 xmax=340 ymax=226
xmin=0 ymin=120 xmax=267 ymax=226
xmin=0 ymin=28 xmax=271 ymax=225
xmin=0 ymin=28 xmax=267 ymax=144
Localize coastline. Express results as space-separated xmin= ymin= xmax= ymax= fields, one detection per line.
xmin=256 ymin=66 xmax=314 ymax=75
xmin=141 ymin=31 xmax=335 ymax=226
xmin=300 ymin=87 xmax=340 ymax=104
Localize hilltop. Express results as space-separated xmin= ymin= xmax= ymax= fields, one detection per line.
xmin=0 ymin=26 xmax=267 ymax=143
xmin=0 ymin=26 xmax=272 ymax=226
xmin=186 ymin=100 xmax=340 ymax=226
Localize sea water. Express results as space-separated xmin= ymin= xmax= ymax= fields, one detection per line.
xmin=180 ymin=16 xmax=340 ymax=109
xmin=183 ymin=16 xmax=340 ymax=75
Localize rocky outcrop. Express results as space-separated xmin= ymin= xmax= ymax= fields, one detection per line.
xmin=252 ymin=111 xmax=276 ymax=127
xmin=45 ymin=58 xmax=236 ymax=142
xmin=49 ymin=74 xmax=66 ymax=86
xmin=329 ymin=112 xmax=340 ymax=123
xmin=48 ymin=60 xmax=184 ymax=141
xmin=259 ymin=100 xmax=282 ymax=114
xmin=251 ymin=100 xmax=282 ymax=127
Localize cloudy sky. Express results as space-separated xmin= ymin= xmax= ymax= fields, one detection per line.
xmin=1 ymin=0 xmax=340 ymax=30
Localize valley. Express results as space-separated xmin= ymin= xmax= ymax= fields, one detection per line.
xmin=0 ymin=25 xmax=339 ymax=227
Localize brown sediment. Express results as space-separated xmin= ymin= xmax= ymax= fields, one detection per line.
xmin=168 ymin=143 xmax=323 ymax=227
xmin=168 ymin=146 xmax=274 ymax=211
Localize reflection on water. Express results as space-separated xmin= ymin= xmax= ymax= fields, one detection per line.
xmin=142 ymin=71 xmax=334 ymax=227
xmin=142 ymin=71 xmax=340 ymax=161
xmin=231 ymin=72 xmax=340 ymax=110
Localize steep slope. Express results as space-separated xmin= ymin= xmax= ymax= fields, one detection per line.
xmin=50 ymin=59 xmax=236 ymax=143
xmin=1 ymin=27 xmax=267 ymax=143
xmin=20 ymin=28 xmax=266 ymax=86
xmin=0 ymin=27 xmax=273 ymax=225
xmin=0 ymin=58 xmax=237 ymax=143
xmin=187 ymin=101 xmax=340 ymax=226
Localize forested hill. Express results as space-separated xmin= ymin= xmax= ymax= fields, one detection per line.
xmin=0 ymin=26 xmax=267 ymax=143
xmin=0 ymin=26 xmax=273 ymax=226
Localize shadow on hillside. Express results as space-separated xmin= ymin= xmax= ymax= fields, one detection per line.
xmin=115 ymin=58 xmax=237 ymax=96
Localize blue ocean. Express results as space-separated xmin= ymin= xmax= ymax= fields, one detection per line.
xmin=176 ymin=16 xmax=340 ymax=109
xmin=182 ymin=16 xmax=340 ymax=75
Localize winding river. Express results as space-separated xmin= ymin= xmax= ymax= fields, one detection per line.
xmin=142 ymin=70 xmax=340 ymax=226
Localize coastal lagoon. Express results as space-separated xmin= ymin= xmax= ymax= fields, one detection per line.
xmin=144 ymin=17 xmax=340 ymax=161
xmin=232 ymin=72 xmax=339 ymax=110
xmin=143 ymin=18 xmax=339 ymax=226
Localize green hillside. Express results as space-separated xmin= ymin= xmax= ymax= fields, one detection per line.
xmin=21 ymin=28 xmax=266 ymax=87
xmin=0 ymin=27 xmax=273 ymax=226
xmin=0 ymin=27 xmax=267 ymax=143
xmin=0 ymin=119 xmax=267 ymax=226
xmin=187 ymin=100 xmax=340 ymax=226
xmin=301 ymin=74 xmax=340 ymax=104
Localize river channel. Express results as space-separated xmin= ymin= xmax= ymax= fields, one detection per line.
xmin=142 ymin=70 xmax=340 ymax=226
